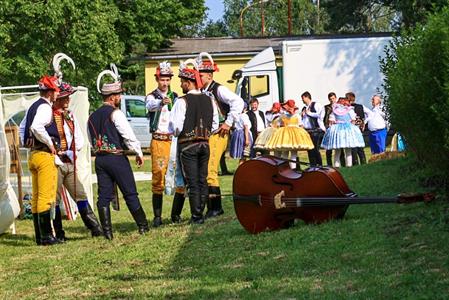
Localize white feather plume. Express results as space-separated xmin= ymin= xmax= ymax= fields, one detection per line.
xmin=196 ymin=52 xmax=214 ymax=67
xmin=96 ymin=70 xmax=119 ymax=93
xmin=52 ymin=53 xmax=75 ymax=84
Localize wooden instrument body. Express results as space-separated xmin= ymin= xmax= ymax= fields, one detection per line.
xmin=233 ymin=156 xmax=354 ymax=234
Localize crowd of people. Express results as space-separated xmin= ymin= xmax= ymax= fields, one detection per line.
xmin=20 ymin=51 xmax=388 ymax=246
xmin=237 ymin=91 xmax=388 ymax=169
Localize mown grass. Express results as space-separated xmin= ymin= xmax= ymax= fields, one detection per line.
xmin=1 ymin=154 xmax=449 ymax=299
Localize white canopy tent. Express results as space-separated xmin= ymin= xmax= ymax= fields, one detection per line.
xmin=0 ymin=85 xmax=93 ymax=234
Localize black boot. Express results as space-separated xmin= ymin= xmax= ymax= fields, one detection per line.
xmin=152 ymin=193 xmax=163 ymax=227
xmin=130 ymin=206 xmax=149 ymax=234
xmin=205 ymin=186 xmax=224 ymax=219
xmin=32 ymin=213 xmax=41 ymax=245
xmin=97 ymin=205 xmax=113 ymax=240
xmin=78 ymin=204 xmax=103 ymax=237
xmin=171 ymin=192 xmax=185 ymax=223
xmin=189 ymin=193 xmax=204 ymax=224
xmin=53 ymin=206 xmax=66 ymax=243
xmin=38 ymin=210 xmax=59 ymax=246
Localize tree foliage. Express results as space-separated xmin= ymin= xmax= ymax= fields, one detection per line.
xmin=381 ymin=4 xmax=449 ymax=186
xmin=222 ymin=0 xmax=324 ymax=37
xmin=0 ymin=0 xmax=205 ymax=103
xmin=210 ymin=0 xmax=449 ymax=38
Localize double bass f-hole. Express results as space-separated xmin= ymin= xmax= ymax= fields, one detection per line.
xmin=271 ymin=175 xmax=294 ymax=191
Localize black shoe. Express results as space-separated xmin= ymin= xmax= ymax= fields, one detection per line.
xmin=78 ymin=204 xmax=103 ymax=237
xmin=189 ymin=193 xmax=204 ymax=224
xmin=38 ymin=210 xmax=60 ymax=246
xmin=152 ymin=217 xmax=162 ymax=227
xmin=32 ymin=213 xmax=41 ymax=245
xmin=53 ymin=206 xmax=66 ymax=243
xmin=189 ymin=216 xmax=205 ymax=224
xmin=152 ymin=194 xmax=163 ymax=228
xmin=98 ymin=205 xmax=113 ymax=240
xmin=171 ymin=192 xmax=185 ymax=223
xmin=130 ymin=206 xmax=149 ymax=234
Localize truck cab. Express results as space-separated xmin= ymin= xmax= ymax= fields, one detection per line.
xmin=120 ymin=95 xmax=151 ymax=148
xmin=233 ymin=47 xmax=280 ymax=112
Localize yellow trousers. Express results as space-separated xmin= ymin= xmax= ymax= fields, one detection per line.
xmin=151 ymin=139 xmax=171 ymax=194
xmin=207 ymin=133 xmax=229 ymax=187
xmin=28 ymin=151 xmax=58 ymax=213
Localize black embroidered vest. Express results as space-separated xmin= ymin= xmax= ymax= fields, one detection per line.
xmin=178 ymin=93 xmax=213 ymax=144
xmin=88 ymin=105 xmax=126 ymax=153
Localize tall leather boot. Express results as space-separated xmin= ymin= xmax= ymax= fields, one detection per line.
xmin=189 ymin=193 xmax=204 ymax=224
xmin=78 ymin=203 xmax=103 ymax=237
xmin=38 ymin=210 xmax=59 ymax=246
xmin=171 ymin=192 xmax=185 ymax=223
xmin=152 ymin=193 xmax=163 ymax=227
xmin=130 ymin=206 xmax=149 ymax=234
xmin=53 ymin=206 xmax=66 ymax=243
xmin=32 ymin=213 xmax=41 ymax=245
xmin=98 ymin=205 xmax=113 ymax=240
xmin=205 ymin=186 xmax=224 ymax=219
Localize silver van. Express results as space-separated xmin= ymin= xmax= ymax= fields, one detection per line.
xmin=120 ymin=95 xmax=151 ymax=148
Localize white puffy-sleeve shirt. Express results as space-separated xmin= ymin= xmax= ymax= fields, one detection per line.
xmin=170 ymin=90 xmax=219 ymax=137
xmin=213 ymin=84 xmax=244 ymax=127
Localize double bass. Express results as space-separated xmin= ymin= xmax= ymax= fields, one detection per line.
xmin=232 ymin=156 xmax=432 ymax=234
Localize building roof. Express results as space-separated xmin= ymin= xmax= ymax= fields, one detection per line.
xmin=143 ymin=33 xmax=393 ymax=60
xmin=145 ymin=37 xmax=284 ymax=60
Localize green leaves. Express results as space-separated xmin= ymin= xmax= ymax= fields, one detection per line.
xmin=0 ymin=0 xmax=205 ymax=105
xmin=381 ymin=5 xmax=449 ymax=185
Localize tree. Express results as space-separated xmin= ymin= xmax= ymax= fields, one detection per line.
xmin=0 ymin=0 xmax=206 ymax=103
xmin=223 ymin=0 xmax=324 ymax=37
xmin=321 ymin=0 xmax=395 ymax=33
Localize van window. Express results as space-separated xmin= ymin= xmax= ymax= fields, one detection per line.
xmin=242 ymin=75 xmax=269 ymax=100
xmin=126 ymin=99 xmax=147 ymax=118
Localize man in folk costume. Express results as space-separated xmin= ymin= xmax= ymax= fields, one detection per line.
xmin=21 ymin=75 xmax=61 ymax=245
xmin=88 ymin=64 xmax=149 ymax=240
xmin=170 ymin=59 xmax=218 ymax=224
xmin=50 ymin=53 xmax=102 ymax=241
xmin=52 ymin=85 xmax=103 ymax=241
xmin=301 ymin=91 xmax=325 ymax=166
xmin=145 ymin=62 xmax=185 ymax=227
xmin=247 ymin=97 xmax=266 ymax=157
xmin=195 ymin=52 xmax=244 ymax=218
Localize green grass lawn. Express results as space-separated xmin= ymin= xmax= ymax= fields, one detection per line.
xmin=1 ymin=154 xmax=449 ymax=299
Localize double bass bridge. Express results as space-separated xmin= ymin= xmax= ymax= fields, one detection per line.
xmin=274 ymin=190 xmax=286 ymax=209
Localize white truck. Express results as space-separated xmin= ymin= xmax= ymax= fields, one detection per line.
xmin=233 ymin=35 xmax=392 ymax=112
xmin=120 ymin=95 xmax=151 ymax=148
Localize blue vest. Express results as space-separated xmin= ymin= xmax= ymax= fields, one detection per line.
xmin=23 ymin=98 xmax=60 ymax=151
xmin=88 ymin=105 xmax=126 ymax=153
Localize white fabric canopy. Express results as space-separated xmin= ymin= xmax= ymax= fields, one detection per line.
xmin=0 ymin=86 xmax=93 ymax=234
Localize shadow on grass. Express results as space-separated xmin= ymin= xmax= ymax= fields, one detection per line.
xmin=0 ymin=233 xmax=36 ymax=247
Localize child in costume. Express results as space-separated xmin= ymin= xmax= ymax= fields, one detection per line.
xmin=253 ymin=102 xmax=281 ymax=151
xmin=230 ymin=109 xmax=252 ymax=164
xmin=321 ymin=97 xmax=365 ymax=168
xmin=265 ymin=100 xmax=314 ymax=169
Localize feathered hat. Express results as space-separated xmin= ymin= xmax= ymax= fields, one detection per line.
xmin=38 ymin=75 xmax=60 ymax=92
xmin=178 ymin=58 xmax=203 ymax=89
xmin=155 ymin=61 xmax=174 ymax=78
xmin=96 ymin=63 xmax=123 ymax=95
xmin=52 ymin=53 xmax=76 ymax=99
xmin=195 ymin=52 xmax=219 ymax=73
